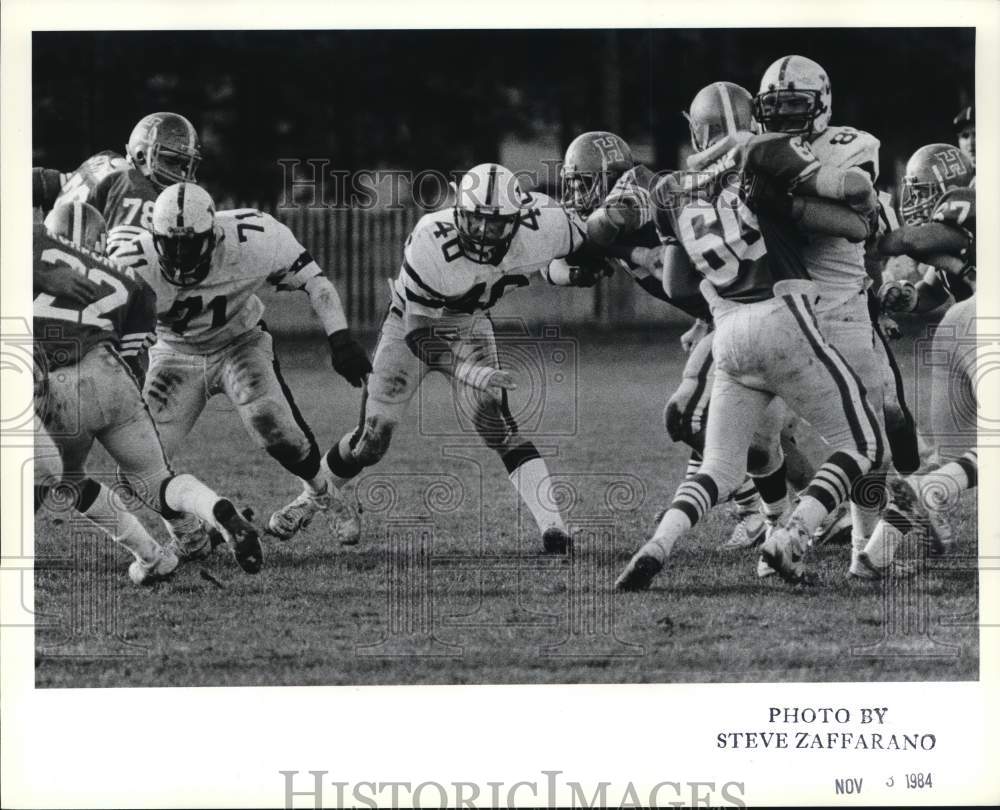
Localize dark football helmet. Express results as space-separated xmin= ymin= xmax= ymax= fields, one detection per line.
xmin=561 ymin=131 xmax=634 ymax=216
xmin=126 ymin=112 xmax=202 ymax=189
xmin=900 ymin=143 xmax=974 ymax=225
xmin=44 ymin=200 xmax=108 ymax=253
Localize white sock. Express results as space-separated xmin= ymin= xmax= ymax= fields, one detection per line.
xmin=82 ymin=484 xmax=159 ymax=562
xmin=647 ymin=508 xmax=694 ymax=561
xmin=163 ymin=473 xmax=221 ymax=525
xmin=862 ymin=520 xmax=901 ymax=569
xmin=910 ymin=467 xmax=966 ymax=513
xmin=763 ymin=495 xmax=789 ymax=521
xmin=509 ymin=457 xmax=565 ymax=533
xmin=850 ymin=503 xmax=881 ymax=544
xmin=789 ymin=494 xmax=829 ymax=535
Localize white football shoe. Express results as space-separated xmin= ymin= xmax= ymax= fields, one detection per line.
xmin=759 ymin=518 xmax=815 ymax=585
xmin=166 ymin=522 xmax=216 ymax=562
xmin=812 ymin=501 xmax=852 ymax=547
xmin=268 ymin=484 xmax=361 ymax=546
xmin=128 ymin=545 xmax=179 ymax=586
xmin=723 ymin=511 xmax=768 ymax=550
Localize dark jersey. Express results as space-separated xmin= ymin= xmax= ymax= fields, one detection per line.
xmin=56 ymin=156 xmax=160 ymax=257
xmin=652 ymin=134 xmax=817 ymax=303
xmin=602 ymin=165 xmax=708 ymax=319
xmin=52 ymin=151 xmax=127 ymax=209
xmin=923 ymin=186 xmax=976 ymax=302
xmin=33 ymin=225 xmax=156 ymax=372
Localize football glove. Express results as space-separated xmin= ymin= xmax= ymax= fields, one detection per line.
xmin=878 ymin=315 xmax=902 ymax=340
xmin=877 ymin=280 xmax=918 ymax=314
xmin=568 ymin=257 xmax=616 ymax=288
xmin=327 ymin=329 xmax=372 ymax=387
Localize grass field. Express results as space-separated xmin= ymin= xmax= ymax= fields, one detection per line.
xmin=34 ymin=325 xmax=979 ymax=687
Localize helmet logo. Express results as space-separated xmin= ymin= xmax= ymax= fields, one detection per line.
xmin=934 ymin=146 xmax=967 ymax=183
xmin=593 ymin=135 xmax=625 ymax=168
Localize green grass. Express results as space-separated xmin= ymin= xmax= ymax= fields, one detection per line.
xmin=34 ymin=327 xmax=979 ymax=687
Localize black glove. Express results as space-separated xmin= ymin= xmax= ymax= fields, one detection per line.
xmin=741 ymin=170 xmax=792 ymax=218
xmin=568 ymin=257 xmax=616 ymax=287
xmin=327 ymin=329 xmax=372 ymax=388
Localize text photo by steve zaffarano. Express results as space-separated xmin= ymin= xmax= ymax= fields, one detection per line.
xmin=1 ymin=0 xmax=999 ymax=807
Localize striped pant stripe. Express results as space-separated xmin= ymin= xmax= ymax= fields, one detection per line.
xmin=783 ymin=295 xmax=882 ymax=464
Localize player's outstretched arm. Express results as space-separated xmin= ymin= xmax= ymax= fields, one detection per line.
xmin=303 ymin=275 xmax=372 ymax=387
xmin=878 ymin=222 xmax=970 ymax=263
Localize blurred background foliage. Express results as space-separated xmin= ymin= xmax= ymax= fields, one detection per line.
xmin=34 ymin=29 xmax=973 ymax=204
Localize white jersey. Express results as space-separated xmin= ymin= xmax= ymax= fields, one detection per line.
xmin=113 ymin=209 xmax=321 ymax=353
xmin=392 ymin=192 xmax=585 ymax=319
xmin=803 ymin=125 xmax=880 ymax=293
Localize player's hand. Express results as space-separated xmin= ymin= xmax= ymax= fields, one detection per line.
xmin=680 ymin=319 xmax=710 ymax=353
xmin=485 ymin=369 xmax=518 ymax=391
xmin=878 ymin=315 xmax=902 ymax=340
xmin=740 ymin=170 xmax=791 ymax=217
xmin=877 ymin=280 xmax=917 ymax=314
xmin=34 ymin=263 xmax=102 ymax=306
xmin=568 ymin=259 xmax=614 ymax=288
xmin=327 ymin=329 xmax=372 ymax=387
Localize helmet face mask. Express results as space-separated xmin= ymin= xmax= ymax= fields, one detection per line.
xmin=899 ymin=143 xmax=975 ymax=226
xmin=153 ymin=229 xmax=216 ymax=286
xmin=561 ymin=132 xmax=634 ymax=217
xmin=453 ymin=163 xmax=527 ymax=264
xmin=754 ymin=55 xmax=832 ymax=138
xmin=561 ymin=171 xmax=608 ymax=216
xmin=454 ymin=208 xmax=521 ymax=264
xmin=151 ymin=182 xmax=217 ymax=286
xmin=127 ymin=112 xmax=202 ymax=190
xmin=752 ymin=88 xmax=824 ymax=136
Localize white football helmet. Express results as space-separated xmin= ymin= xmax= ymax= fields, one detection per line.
xmin=753 ymin=55 xmax=832 ymax=137
xmin=453 ymin=163 xmax=528 ymax=264
xmin=151 ymin=182 xmax=217 ymax=286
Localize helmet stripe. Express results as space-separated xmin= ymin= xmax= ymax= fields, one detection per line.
xmin=72 ymin=200 xmax=83 ymax=246
xmin=778 ymin=55 xmax=792 ymax=85
xmin=717 ymin=82 xmax=737 ymax=137
xmin=176 ymin=183 xmax=186 ymax=227
xmin=485 ymin=164 xmax=498 ymax=207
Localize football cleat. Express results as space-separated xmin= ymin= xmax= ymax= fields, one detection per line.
xmin=847 ymin=549 xmax=917 ymax=580
xmin=887 ymin=478 xmax=955 ymax=555
xmin=759 ymin=518 xmax=814 ymax=585
xmin=166 ymin=522 xmax=216 ymax=562
xmin=268 ymin=485 xmax=361 ymax=546
xmin=128 ymin=545 xmax=179 ymax=586
xmin=542 ymin=526 xmax=572 ymax=555
xmin=812 ymin=501 xmax=852 ymax=547
xmin=722 ymin=511 xmax=768 ymax=550
xmin=614 ymin=548 xmax=664 ymax=591
xmin=213 ymin=499 xmax=263 ymax=574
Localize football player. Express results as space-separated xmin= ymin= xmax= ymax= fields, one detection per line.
xmin=323 ymin=163 xmax=596 ymax=553
xmin=34 ymin=201 xmax=262 ymax=581
xmin=861 ymin=143 xmax=977 ymax=566
xmin=568 ymin=127 xmax=815 ymax=551
xmin=615 ymin=81 xmax=887 ymax=590
xmin=752 ymin=55 xmax=922 ymax=573
xmin=954 ymin=106 xmax=975 ymax=170
xmin=113 ymin=183 xmax=372 ymax=554
xmin=33 ymin=112 xmax=202 ymax=256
